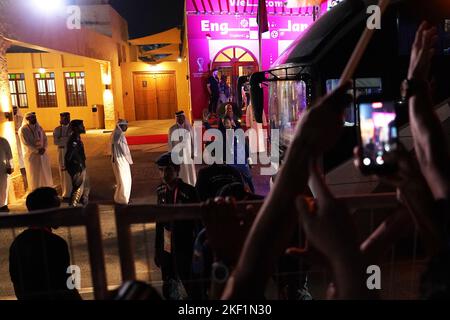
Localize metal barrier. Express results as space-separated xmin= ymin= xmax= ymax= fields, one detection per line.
xmin=114 ymin=201 xmax=264 ymax=283
xmin=342 ymin=192 xmax=398 ymax=211
xmin=0 ymin=192 xmax=406 ymax=300
xmin=0 ymin=204 xmax=107 ymax=300
xmin=114 ymin=193 xmax=403 ymax=294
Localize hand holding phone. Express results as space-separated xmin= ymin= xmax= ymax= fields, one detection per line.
xmin=356 ymin=97 xmax=399 ymax=175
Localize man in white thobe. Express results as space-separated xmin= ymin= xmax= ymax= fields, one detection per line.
xmin=0 ymin=137 xmax=13 ymax=212
xmin=168 ymin=111 xmax=196 ymax=186
xmin=53 ymin=112 xmax=72 ymax=200
xmin=13 ymin=106 xmax=27 ymax=191
xmin=111 ymin=119 xmax=133 ymax=205
xmin=18 ymin=112 xmax=53 ymax=192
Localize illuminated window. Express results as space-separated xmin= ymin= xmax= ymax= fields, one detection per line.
xmin=8 ymin=73 xmax=28 ymax=108
xmin=34 ymin=72 xmax=57 ymax=108
xmin=64 ymin=72 xmax=87 ymax=107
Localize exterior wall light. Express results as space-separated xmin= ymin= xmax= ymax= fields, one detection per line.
xmin=4 ymin=112 xmax=13 ymax=122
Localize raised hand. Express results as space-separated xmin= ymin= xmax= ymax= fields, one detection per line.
xmin=296 ymin=164 xmax=359 ymax=258
xmin=408 ymin=22 xmax=438 ymax=81
xmin=292 ymin=81 xmax=353 ymax=157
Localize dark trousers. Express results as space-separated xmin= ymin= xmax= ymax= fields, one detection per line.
xmin=160 ymin=251 xmax=194 ymax=300
xmin=69 ymin=169 xmax=89 ymax=206
xmin=208 ymin=95 xmax=219 ymax=114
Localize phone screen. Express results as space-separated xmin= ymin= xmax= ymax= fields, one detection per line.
xmin=358 ymin=101 xmax=398 ymax=171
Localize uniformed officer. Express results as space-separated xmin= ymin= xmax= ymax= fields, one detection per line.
xmin=65 ymin=120 xmax=89 ymax=207
xmin=154 ymin=152 xmax=200 ymax=300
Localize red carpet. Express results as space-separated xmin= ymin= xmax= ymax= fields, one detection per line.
xmin=126 ymin=134 xmax=168 ymax=145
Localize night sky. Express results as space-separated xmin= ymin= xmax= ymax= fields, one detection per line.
xmin=109 ymin=0 xmax=184 ymax=39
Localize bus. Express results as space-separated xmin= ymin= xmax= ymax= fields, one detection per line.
xmin=250 ymin=0 xmax=450 ymax=195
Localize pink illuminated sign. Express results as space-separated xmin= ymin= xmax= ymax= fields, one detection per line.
xmin=188 ymin=15 xmax=313 ymax=40
xmin=185 ymin=0 xmax=321 ymax=120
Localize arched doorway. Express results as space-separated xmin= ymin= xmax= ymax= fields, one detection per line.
xmin=211 ymin=46 xmax=259 ymax=103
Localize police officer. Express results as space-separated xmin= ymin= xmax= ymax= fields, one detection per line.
xmin=154 ymin=152 xmax=200 ymax=300
xmin=65 ymin=120 xmax=89 ymax=207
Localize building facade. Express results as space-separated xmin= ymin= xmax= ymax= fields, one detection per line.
xmin=185 ymin=0 xmax=333 ymax=119
xmin=0 ymin=0 xmax=341 ymax=202
xmin=0 ymin=0 xmax=129 ymax=201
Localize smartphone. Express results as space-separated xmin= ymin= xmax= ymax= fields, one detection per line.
xmin=356 ymin=97 xmax=399 ymax=175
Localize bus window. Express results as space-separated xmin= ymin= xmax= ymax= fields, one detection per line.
xmin=326 ymin=78 xmax=382 ymax=127
xmin=269 ymin=80 xmax=308 ymax=146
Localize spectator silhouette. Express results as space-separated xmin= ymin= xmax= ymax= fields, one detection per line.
xmin=9 ymin=187 xmax=82 ymax=300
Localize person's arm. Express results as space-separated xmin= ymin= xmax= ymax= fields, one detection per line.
xmin=355 ymin=145 xmax=446 ymax=257
xmin=399 ymin=176 xmax=447 ymax=255
xmin=222 ymin=149 xmax=309 ymax=298
xmin=65 ymin=139 xmax=76 ymax=168
xmin=207 ymin=82 xmax=212 ymax=95
xmin=222 ymin=83 xmax=353 ymax=299
xmin=114 ymin=133 xmax=125 ymax=158
xmin=296 ymin=168 xmax=373 ymax=299
xmin=42 ymin=127 xmax=48 ymax=150
xmin=407 ymin=22 xmax=450 ymax=200
xmin=360 ymin=208 xmax=414 ymax=263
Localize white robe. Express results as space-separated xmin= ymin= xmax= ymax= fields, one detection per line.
xmin=19 ymin=122 xmax=53 ymax=191
xmin=53 ymin=125 xmax=72 ymax=198
xmin=0 ymin=138 xmax=13 ymax=207
xmin=14 ymin=113 xmax=25 ymax=169
xmin=245 ymin=104 xmax=268 ymax=154
xmin=111 ymin=126 xmax=133 ymax=204
xmin=168 ymin=122 xmax=197 ymax=186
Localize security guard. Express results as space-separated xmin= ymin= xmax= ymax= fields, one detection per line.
xmin=154 ymin=152 xmax=200 ymax=300
xmin=65 ymin=120 xmax=89 ymax=207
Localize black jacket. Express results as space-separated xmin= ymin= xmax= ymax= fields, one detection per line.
xmin=65 ymin=134 xmax=86 ymax=176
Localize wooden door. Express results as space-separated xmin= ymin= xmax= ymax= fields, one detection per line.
xmin=134 ymin=74 xmax=157 ymax=120
xmin=133 ymin=72 xmax=177 ymax=120
xmin=155 ymin=73 xmax=177 ymax=120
